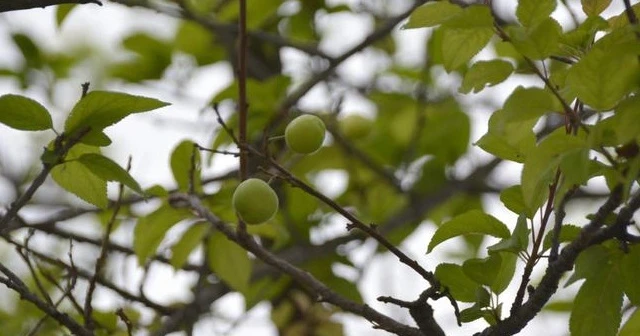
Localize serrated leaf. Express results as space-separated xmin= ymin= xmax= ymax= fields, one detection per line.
xmin=517 ymin=0 xmax=557 ymax=27
xmin=169 ymin=222 xmax=208 ymax=269
xmin=133 ymin=204 xmax=191 ymax=265
xmin=435 ymin=263 xmax=481 ymax=302
xmin=208 ymin=231 xmax=251 ymax=293
xmin=51 ymin=144 xmax=107 ymax=208
xmin=56 ymin=4 xmax=76 ymax=28
xmin=581 ymin=0 xmax=612 ymax=16
xmin=77 ymin=153 xmax=143 ymax=194
xmin=460 ymin=60 xmax=513 ymax=94
xmin=0 ymin=94 xmax=52 ymax=131
xmin=64 ymin=91 xmax=169 ymax=141
xmin=565 ymin=44 xmax=639 ymax=111
xmin=404 ymin=1 xmax=463 ymax=28
xmin=170 ymin=140 xmax=201 ymax=192
xmin=569 ymin=262 xmax=624 ymax=336
xmin=428 ymin=210 xmax=510 ymax=253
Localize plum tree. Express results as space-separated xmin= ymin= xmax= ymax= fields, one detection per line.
xmin=284 ymin=114 xmax=326 ymax=154
xmin=232 ymin=178 xmax=279 ymax=225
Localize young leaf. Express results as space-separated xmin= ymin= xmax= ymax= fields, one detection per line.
xmin=459 ymin=60 xmax=514 ymax=94
xmin=208 ymin=231 xmax=252 ymax=293
xmin=77 ymin=153 xmax=143 ymax=194
xmin=491 ymin=252 xmax=517 ymax=294
xmin=434 ymin=263 xmax=481 ymax=302
xmin=169 ymin=222 xmax=208 ymax=269
xmin=51 ymin=144 xmax=107 ymax=208
xmin=581 ymin=0 xmax=612 ymax=16
xmin=0 ymin=94 xmax=53 ymax=131
xmin=404 ymin=1 xmax=462 ymax=29
xmin=133 ymin=204 xmax=191 ymax=265
xmin=516 ymin=0 xmax=557 ymax=27
xmin=170 ymin=140 xmax=201 ymax=192
xmin=64 ymin=91 xmax=169 ymax=140
xmin=428 ymin=210 xmax=510 ymax=253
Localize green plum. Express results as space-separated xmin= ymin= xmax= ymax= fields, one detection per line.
xmin=285 ymin=114 xmax=326 ymax=154
xmin=232 ymin=178 xmax=279 ymax=224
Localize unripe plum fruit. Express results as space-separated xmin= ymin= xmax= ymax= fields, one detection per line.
xmin=339 ymin=115 xmax=373 ymax=140
xmin=232 ymin=178 xmax=279 ymax=224
xmin=285 ymin=114 xmax=326 ymax=154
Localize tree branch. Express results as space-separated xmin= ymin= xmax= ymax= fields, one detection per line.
xmin=170 ymin=193 xmax=424 ymax=336
xmin=0 ymin=0 xmax=101 ymax=13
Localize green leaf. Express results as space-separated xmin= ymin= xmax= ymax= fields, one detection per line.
xmin=491 ymin=252 xmax=517 ymax=294
xmin=516 ymin=0 xmax=557 ymax=27
xmin=56 ymin=4 xmax=77 ymax=28
xmin=428 ymin=209 xmax=510 ymax=253
xmin=64 ymin=91 xmax=169 ymax=141
xmin=441 ymin=28 xmax=493 ymax=72
xmin=542 ymin=224 xmax=581 ymax=252
xmin=565 ymin=42 xmax=639 ymax=111
xmin=619 ymin=309 xmax=640 ymax=336
xmin=170 ymin=140 xmax=201 ymax=192
xmin=169 ymin=222 xmax=208 ymax=269
xmin=435 ymin=263 xmax=481 ymax=302
xmin=404 ymin=1 xmax=463 ymax=28
xmin=500 ymin=185 xmax=528 ymax=216
xmin=502 ymin=86 xmax=561 ymax=123
xmin=487 ymin=214 xmax=529 ymax=254
xmin=459 ymin=60 xmax=514 ymax=94
xmin=51 ymin=144 xmax=107 ymax=208
xmin=565 ymin=245 xmax=610 ymax=287
xmin=133 ymin=204 xmax=191 ymax=265
xmin=208 ymin=231 xmax=252 ymax=293
xmin=521 ymin=129 xmax=586 ymax=210
xmin=581 ymin=0 xmax=612 ymax=16
xmin=440 ymin=5 xmax=494 ymax=71
xmin=508 ymin=18 xmax=562 ymax=60
xmin=77 ymin=153 xmax=143 ymax=194
xmin=621 ymin=245 xmax=640 ymax=305
xmin=569 ymin=261 xmax=624 ymax=336
xmin=0 ymin=94 xmax=52 ymax=131
xmin=463 ymin=254 xmax=502 ymax=287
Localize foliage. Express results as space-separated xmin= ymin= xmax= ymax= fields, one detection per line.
xmin=0 ymin=0 xmax=639 ymax=336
